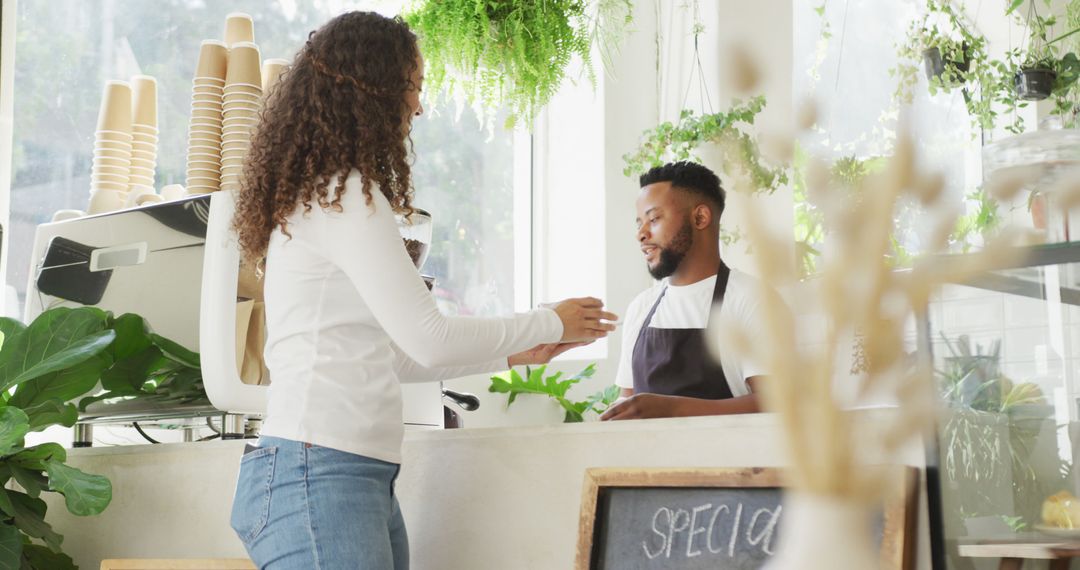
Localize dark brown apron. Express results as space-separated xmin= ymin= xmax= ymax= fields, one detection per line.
xmin=631 ymin=262 xmax=733 ymax=399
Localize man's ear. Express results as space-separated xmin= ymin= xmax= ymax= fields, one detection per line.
xmin=692 ymin=203 xmax=713 ymax=230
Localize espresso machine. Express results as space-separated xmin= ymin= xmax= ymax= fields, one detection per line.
xmin=25 ymin=192 xmax=451 ymax=445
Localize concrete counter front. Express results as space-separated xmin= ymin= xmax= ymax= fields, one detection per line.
xmin=45 ymin=412 xmax=931 ymax=569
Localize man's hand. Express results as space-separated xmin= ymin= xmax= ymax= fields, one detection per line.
xmin=600 ymin=393 xmax=687 ymax=421
xmin=507 ymin=341 xmax=593 ymax=367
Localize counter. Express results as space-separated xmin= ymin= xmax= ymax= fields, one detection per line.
xmin=44 ymin=412 xmax=931 ymax=569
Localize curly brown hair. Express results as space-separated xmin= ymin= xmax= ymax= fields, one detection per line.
xmin=233 ymin=11 xmax=419 ymax=264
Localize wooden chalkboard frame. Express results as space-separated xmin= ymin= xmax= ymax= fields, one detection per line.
xmin=574 ymin=466 xmax=920 ymax=570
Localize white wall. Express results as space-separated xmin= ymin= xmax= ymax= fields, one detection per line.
xmin=445 ymin=0 xmax=795 ymax=427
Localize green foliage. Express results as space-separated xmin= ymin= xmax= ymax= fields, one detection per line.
xmin=893 ymin=0 xmax=1080 ymax=134
xmin=950 ymin=187 xmax=1000 ymax=253
xmin=0 ymin=307 xmax=209 ymax=568
xmin=892 ymin=0 xmax=1000 ymax=133
xmin=935 ymin=333 xmax=1063 ymax=532
xmin=404 ymin=0 xmax=632 ymax=129
xmin=622 ymin=96 xmax=788 ymax=195
xmin=488 ymin=363 xmax=619 ymax=422
xmin=790 ymin=151 xmax=895 ymax=277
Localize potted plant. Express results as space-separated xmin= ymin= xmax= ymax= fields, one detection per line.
xmin=622 ymin=96 xmax=788 ymax=195
xmin=1003 ymin=4 xmax=1080 ymax=121
xmin=894 ymin=0 xmax=999 ymax=131
xmin=403 ymin=0 xmax=633 ymax=129
xmin=488 ymin=363 xmax=619 ymax=423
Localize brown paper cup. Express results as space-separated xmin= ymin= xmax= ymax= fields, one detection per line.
xmin=196 ymin=40 xmax=228 ymax=81
xmin=226 ymin=42 xmax=262 ymax=87
xmin=262 ymin=58 xmax=290 ymax=93
xmin=224 ymin=13 xmax=255 ymax=47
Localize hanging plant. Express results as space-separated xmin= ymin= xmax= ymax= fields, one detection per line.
xmin=1001 ymin=3 xmax=1080 ymax=128
xmin=403 ymin=0 xmax=633 ymax=129
xmin=892 ymin=0 xmax=1000 ymax=132
xmin=622 ymin=96 xmax=788 ymax=195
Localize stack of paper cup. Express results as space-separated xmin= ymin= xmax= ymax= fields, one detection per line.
xmin=261 ymin=58 xmax=290 ymax=95
xmin=221 ymin=41 xmax=262 ymax=193
xmin=224 ymin=13 xmax=254 ymax=47
xmin=187 ymin=40 xmax=228 ymax=194
xmin=91 ymin=80 xmax=133 ymax=214
xmin=130 ymin=75 xmax=158 ymax=197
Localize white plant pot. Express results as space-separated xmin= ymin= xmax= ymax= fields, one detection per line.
xmin=763 ymin=493 xmax=880 ymax=570
xmin=501 ymin=394 xmax=566 ymax=426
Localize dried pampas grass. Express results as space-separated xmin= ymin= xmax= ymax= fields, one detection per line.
xmin=708 ymin=107 xmax=1029 ymax=504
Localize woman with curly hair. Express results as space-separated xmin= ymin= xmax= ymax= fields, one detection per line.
xmin=228 ymin=11 xmax=615 ymax=570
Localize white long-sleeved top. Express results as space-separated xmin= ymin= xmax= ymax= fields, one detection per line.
xmin=259 ymin=170 xmax=563 ymax=463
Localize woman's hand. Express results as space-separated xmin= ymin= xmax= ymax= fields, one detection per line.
xmin=551 ymin=297 xmax=618 ymax=342
xmin=507 ymin=341 xmax=593 ymax=367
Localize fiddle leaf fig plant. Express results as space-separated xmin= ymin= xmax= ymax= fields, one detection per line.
xmin=0 ymin=306 xmax=209 ymax=569
xmin=488 ymin=363 xmax=619 ymax=422
xmin=622 ymin=96 xmax=788 ymax=195
xmin=0 ymin=307 xmax=117 ymax=569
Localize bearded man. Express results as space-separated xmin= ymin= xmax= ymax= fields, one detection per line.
xmin=601 ymin=161 xmax=771 ymax=421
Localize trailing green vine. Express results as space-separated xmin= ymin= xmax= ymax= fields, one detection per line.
xmin=622 ymin=96 xmax=788 ymax=195
xmin=404 ymin=0 xmax=632 ymax=129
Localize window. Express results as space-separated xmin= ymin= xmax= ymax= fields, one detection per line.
xmin=9 ymin=0 xmax=525 ymax=320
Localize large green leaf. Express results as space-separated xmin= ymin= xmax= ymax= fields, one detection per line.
xmin=0 ymin=320 xmax=25 ymax=355
xmin=150 ymin=334 xmax=200 ymax=368
xmin=1 ymin=330 xmax=114 ymax=393
xmin=100 ymin=346 xmax=166 ymax=392
xmin=106 ymin=313 xmax=152 ymax=361
xmin=10 ymin=444 xmax=66 ymax=471
xmin=6 ymin=492 xmax=60 ymax=553
xmin=9 ymin=354 xmax=112 ymax=410
xmin=0 ymin=308 xmax=110 ymax=392
xmin=20 ymin=401 xmax=78 ymax=433
xmin=0 ymin=523 xmax=21 ymax=570
xmin=9 ymin=467 xmax=46 ymax=499
xmin=21 ymin=543 xmax=74 ymax=570
xmin=0 ymin=409 xmax=30 ymax=457
xmin=45 ymin=460 xmax=112 ymax=517
xmin=0 ymin=488 xmax=14 ymax=518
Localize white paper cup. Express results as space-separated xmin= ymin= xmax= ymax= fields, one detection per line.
xmin=136 ymin=193 xmax=164 ymax=205
xmin=96 ymin=81 xmax=133 ymax=133
xmin=93 ymin=157 xmax=131 ymax=167
xmin=95 ymin=130 xmax=134 ymax=141
xmin=160 ymin=184 xmax=186 ymax=201
xmin=51 ymin=209 xmax=85 ymax=222
xmin=88 ymin=189 xmax=127 ymax=213
xmin=131 ymin=75 xmax=158 ymax=128
xmin=93 ymin=146 xmax=130 ymax=157
xmin=92 ymin=163 xmax=129 ymax=174
xmin=124 ymin=186 xmax=156 ymax=207
xmin=93 ymin=139 xmax=132 ymax=149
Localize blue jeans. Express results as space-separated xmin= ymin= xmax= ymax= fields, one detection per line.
xmin=230 ymin=436 xmax=409 ymax=570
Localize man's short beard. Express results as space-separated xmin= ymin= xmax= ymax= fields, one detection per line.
xmin=647 ymin=220 xmax=693 ymax=280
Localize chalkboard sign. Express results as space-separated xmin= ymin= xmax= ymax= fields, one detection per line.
xmin=574 ymin=467 xmax=918 ymax=570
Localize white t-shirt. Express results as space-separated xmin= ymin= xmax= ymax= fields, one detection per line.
xmin=614 ymin=269 xmax=769 ymax=397
xmin=259 ymin=170 xmax=563 ymax=463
